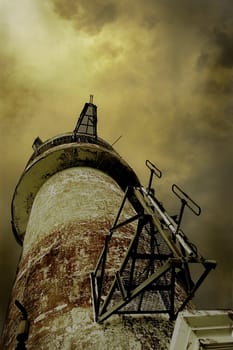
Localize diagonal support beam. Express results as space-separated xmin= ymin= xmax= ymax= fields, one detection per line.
xmin=174 ymin=260 xmax=216 ymax=319
xmin=97 ymin=261 xmax=173 ymax=323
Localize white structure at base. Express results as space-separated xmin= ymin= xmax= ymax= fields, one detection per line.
xmin=170 ymin=310 xmax=233 ymax=350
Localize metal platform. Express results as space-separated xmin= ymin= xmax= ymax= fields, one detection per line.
xmin=91 ymin=161 xmax=216 ymax=322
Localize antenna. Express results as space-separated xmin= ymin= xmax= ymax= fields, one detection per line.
xmin=111 ymin=135 xmax=122 ymax=147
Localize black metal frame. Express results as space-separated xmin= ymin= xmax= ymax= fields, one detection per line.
xmin=74 ymin=102 xmax=97 ymax=139
xmin=91 ymin=162 xmax=216 ymax=323
xmin=15 ymin=300 xmax=30 ymax=350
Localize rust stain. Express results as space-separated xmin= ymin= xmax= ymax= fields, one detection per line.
xmin=2 ymin=221 xmax=193 ymax=348
xmin=2 ymin=217 xmax=191 ymax=349
xmin=2 ymin=217 xmax=137 ymax=349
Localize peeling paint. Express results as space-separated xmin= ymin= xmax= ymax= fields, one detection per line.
xmin=3 ymin=166 xmax=189 ymax=349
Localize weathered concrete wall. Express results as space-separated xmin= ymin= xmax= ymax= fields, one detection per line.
xmin=2 ymin=167 xmax=174 ymax=349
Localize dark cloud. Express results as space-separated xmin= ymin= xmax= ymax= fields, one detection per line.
xmin=196 ymin=52 xmax=210 ymax=71
xmin=1 ymin=0 xmax=233 ymax=336
xmin=204 ymin=78 xmax=233 ymax=95
xmin=197 ymin=28 xmax=233 ymax=72
xmin=214 ymin=28 xmax=233 ymax=68
xmin=155 ymin=0 xmax=232 ymax=26
xmin=51 ymin=0 xmax=119 ymax=33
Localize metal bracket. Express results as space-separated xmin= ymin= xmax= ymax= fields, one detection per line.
xmin=172 ymin=184 xmax=201 ymax=236
xmin=15 ymin=300 xmax=30 ymax=349
xmin=146 ymin=160 xmax=162 ymax=193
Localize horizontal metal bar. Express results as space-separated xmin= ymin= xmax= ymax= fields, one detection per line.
xmin=110 ymin=213 xmax=142 ymax=233
xmin=116 ymin=310 xmax=169 ymax=315
xmin=134 ymin=253 xmax=172 ymax=260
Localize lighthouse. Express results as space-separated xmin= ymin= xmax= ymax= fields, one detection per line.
xmin=1 ymin=97 xmax=216 ymax=349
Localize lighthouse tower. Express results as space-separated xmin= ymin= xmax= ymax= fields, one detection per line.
xmin=2 ymin=97 xmax=215 ymax=349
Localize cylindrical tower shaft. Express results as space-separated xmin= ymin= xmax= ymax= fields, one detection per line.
xmin=2 ymin=100 xmax=175 ymax=349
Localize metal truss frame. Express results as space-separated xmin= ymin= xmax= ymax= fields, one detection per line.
xmin=91 ymin=163 xmax=216 ymax=323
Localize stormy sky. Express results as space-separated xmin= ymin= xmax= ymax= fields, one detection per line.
xmin=0 ymin=0 xmax=232 ymax=333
